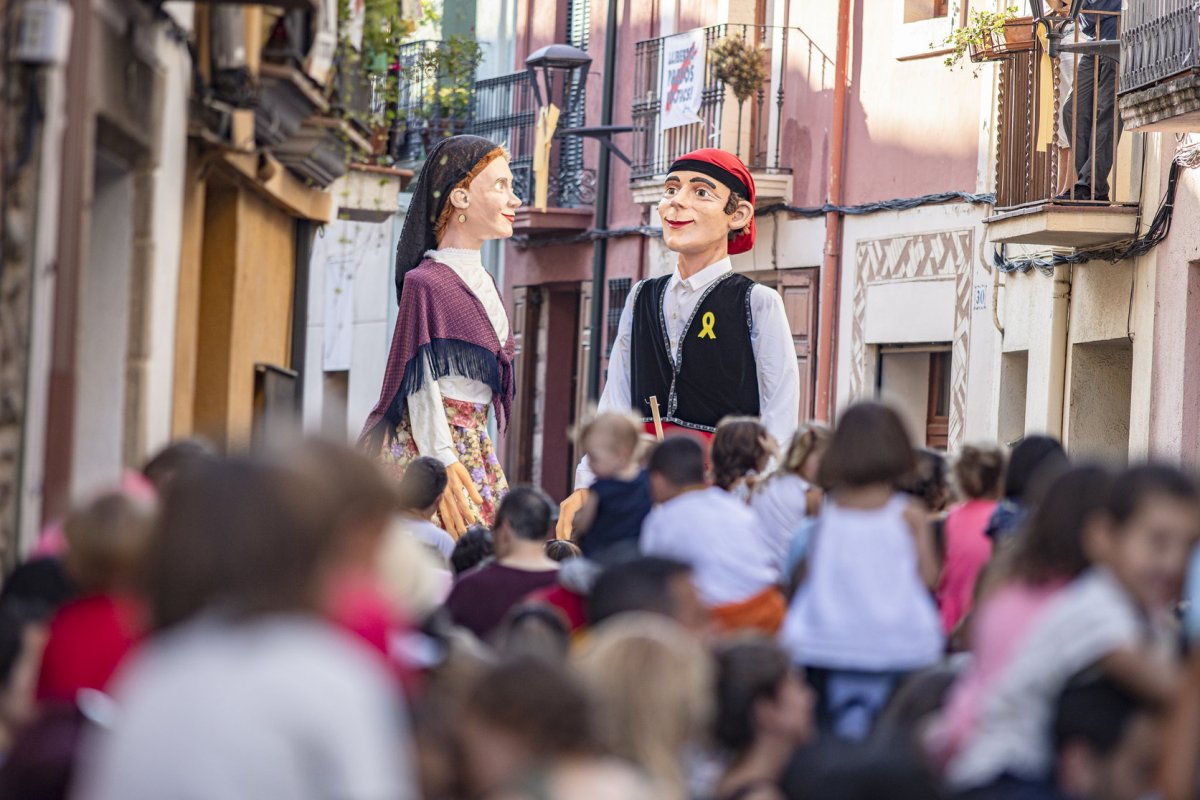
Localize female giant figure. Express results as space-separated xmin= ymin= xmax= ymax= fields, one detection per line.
xmin=361 ymin=136 xmax=521 ymax=536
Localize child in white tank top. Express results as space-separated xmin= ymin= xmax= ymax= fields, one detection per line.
xmin=779 ymin=402 xmax=943 ymax=739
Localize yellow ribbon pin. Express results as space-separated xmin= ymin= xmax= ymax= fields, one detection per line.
xmin=697 ymin=311 xmax=717 ymax=340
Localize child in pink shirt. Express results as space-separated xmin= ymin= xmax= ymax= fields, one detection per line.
xmin=936 ymin=445 xmax=1004 ymax=636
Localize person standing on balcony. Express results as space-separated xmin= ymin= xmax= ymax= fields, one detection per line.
xmin=1060 ymin=0 xmax=1123 ymax=202
xmin=360 ymin=135 xmax=522 ymax=538
xmin=558 ymin=148 xmax=800 ymax=536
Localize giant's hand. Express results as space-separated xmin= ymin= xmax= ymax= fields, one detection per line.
xmin=556 ymin=489 xmax=589 ymax=541
xmin=439 ymin=461 xmax=484 ymax=538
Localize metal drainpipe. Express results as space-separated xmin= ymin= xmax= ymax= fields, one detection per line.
xmin=814 ymin=0 xmax=853 ymax=422
xmin=585 ymin=0 xmax=620 ymax=401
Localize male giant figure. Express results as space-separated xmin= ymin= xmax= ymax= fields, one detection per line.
xmin=560 ymin=148 xmax=800 ymax=534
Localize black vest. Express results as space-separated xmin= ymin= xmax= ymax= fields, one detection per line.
xmin=629 ymin=272 xmax=761 ymax=432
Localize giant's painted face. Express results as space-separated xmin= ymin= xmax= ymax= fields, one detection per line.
xmin=657 ymin=170 xmax=752 ymax=256
xmin=447 ymin=156 xmax=523 ymax=243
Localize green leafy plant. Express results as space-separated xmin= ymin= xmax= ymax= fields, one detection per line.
xmin=409 ymin=35 xmax=484 ymax=120
xmin=935 ymin=5 xmax=1020 ymax=72
xmin=710 ymin=35 xmax=768 ymax=104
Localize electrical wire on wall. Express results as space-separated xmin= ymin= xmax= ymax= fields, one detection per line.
xmin=512 ymin=190 xmax=996 ymax=249
xmin=756 ymin=190 xmax=996 ymax=218
xmin=992 ymin=161 xmax=1182 ymax=277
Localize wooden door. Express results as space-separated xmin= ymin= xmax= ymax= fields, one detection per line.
xmin=778 ymin=269 xmax=817 ymax=421
xmin=926 ymin=350 xmax=951 ymax=450
xmin=507 ymin=286 xmax=541 ymax=482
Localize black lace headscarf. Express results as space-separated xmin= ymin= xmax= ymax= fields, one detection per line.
xmin=394 ymin=135 xmax=503 ymax=304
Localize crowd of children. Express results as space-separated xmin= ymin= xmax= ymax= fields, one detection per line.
xmin=1 ymin=401 xmax=1200 ymax=799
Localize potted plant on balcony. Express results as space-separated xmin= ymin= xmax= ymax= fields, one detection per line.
xmin=936 ymin=6 xmax=1034 ymax=71
xmin=407 ymin=36 xmax=484 ymax=147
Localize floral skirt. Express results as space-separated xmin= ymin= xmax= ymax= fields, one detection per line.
xmin=377 ymin=397 xmax=508 ymax=533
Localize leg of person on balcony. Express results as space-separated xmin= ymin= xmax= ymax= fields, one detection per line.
xmin=1065 ymin=55 xmax=1122 ymax=203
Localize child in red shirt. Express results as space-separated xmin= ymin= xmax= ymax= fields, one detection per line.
xmin=37 ymin=492 xmax=153 ymax=703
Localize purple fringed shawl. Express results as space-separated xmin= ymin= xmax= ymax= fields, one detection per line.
xmin=360 ymin=258 xmax=515 ymax=446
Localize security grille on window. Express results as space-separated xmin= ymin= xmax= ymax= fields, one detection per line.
xmin=606 ymin=278 xmax=631 ymax=358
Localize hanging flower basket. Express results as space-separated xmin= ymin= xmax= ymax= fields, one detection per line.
xmin=710 ymin=35 xmax=768 ymax=104
xmin=969 ymin=16 xmax=1036 ymax=62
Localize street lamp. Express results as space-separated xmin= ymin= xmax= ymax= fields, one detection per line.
xmin=1026 ymin=0 xmax=1084 ymax=58
xmin=524 ymin=44 xmax=592 ymax=109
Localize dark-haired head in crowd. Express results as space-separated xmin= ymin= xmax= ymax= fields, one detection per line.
xmin=451 ymin=525 xmax=494 ymax=576
xmin=493 ymin=603 xmax=572 ymax=662
xmin=647 ymin=436 xmax=708 ymax=504
xmin=713 ymin=636 xmax=814 ymax=800
xmin=443 ymin=487 xmax=559 ymax=642
xmin=587 ymin=556 xmax=708 ymax=635
xmin=457 ymin=656 xmax=598 ymax=796
xmin=712 ymin=417 xmax=776 ymax=499
xmin=1050 ymin=673 xmax=1160 ymax=800
xmin=782 ymin=744 xmax=947 ymax=800
xmin=986 ymin=435 xmax=1068 ymax=542
xmin=397 ymin=456 xmax=456 ymax=564
xmin=140 ymin=438 xmax=216 ymax=494
xmin=897 ymin=448 xmax=951 ymax=516
xmin=0 ymin=558 xmax=74 ymax=760
xmin=545 ymin=539 xmax=582 ymax=562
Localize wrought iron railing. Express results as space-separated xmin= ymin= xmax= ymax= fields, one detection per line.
xmin=467 ymin=71 xmax=597 ymax=208
xmin=994 ymin=10 xmax=1135 ymax=209
xmin=630 ymin=24 xmax=834 ymax=181
xmin=1120 ymin=0 xmax=1200 ymax=94
xmin=389 ymin=40 xmax=479 ymax=164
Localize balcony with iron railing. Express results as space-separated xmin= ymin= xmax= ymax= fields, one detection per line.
xmin=466 ymin=70 xmax=596 ymax=235
xmin=1119 ymin=0 xmax=1200 ymax=130
xmin=389 ymin=39 xmax=481 ymax=165
xmin=985 ymin=9 xmax=1141 ymax=248
xmin=630 ymin=24 xmax=834 ymax=205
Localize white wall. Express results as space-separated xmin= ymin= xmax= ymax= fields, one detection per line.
xmin=304 ymin=213 xmax=399 ymax=441
xmin=139 ymin=3 xmax=193 ymax=459
xmin=475 ymin=0 xmax=517 ymax=79
xmin=72 ymin=154 xmax=134 ymax=500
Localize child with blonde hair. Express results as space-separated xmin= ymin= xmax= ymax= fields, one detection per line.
xmin=571 ymin=411 xmax=653 ymax=564
xmin=37 ymin=491 xmax=155 ymax=703
xmin=751 ymin=423 xmax=831 ymax=569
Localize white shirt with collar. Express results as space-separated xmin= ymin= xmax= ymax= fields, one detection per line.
xmin=575 ymin=257 xmax=800 ymax=489
xmin=407 ymin=248 xmax=510 ymax=466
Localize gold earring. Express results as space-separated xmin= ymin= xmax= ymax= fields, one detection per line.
xmin=457 ymin=213 xmax=467 ymax=223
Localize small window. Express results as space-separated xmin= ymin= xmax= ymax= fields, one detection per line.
xmin=606 ymin=278 xmax=632 ymax=357
xmin=904 ymin=0 xmax=949 ymax=24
